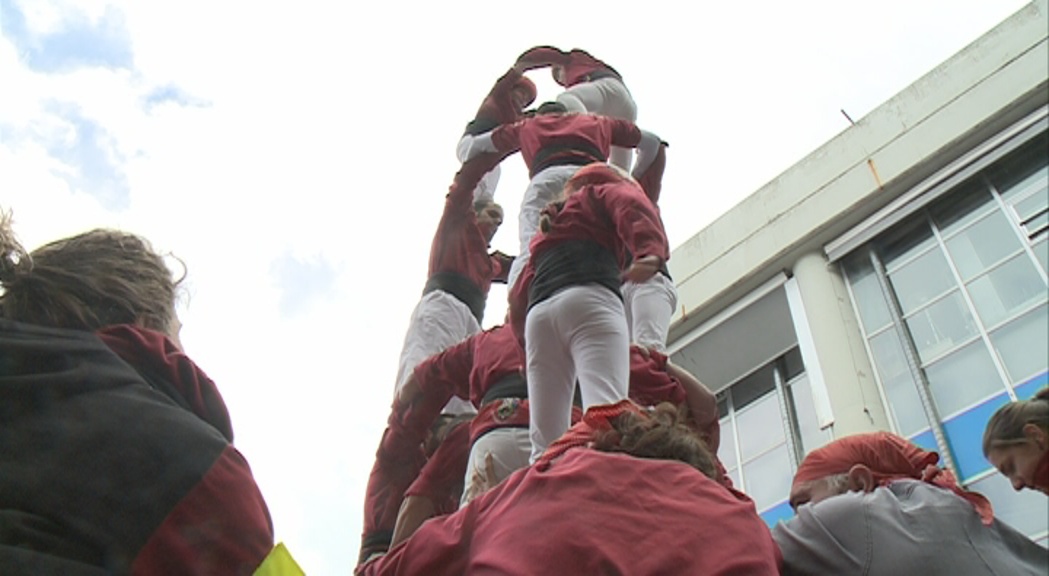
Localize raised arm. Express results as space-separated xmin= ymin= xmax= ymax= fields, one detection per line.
xmin=390 ymin=422 xmax=471 ymax=549
xmin=458 ymin=121 xmax=524 ymax=164
xmin=446 ymin=152 xmax=508 ymax=211
xmin=515 ymin=45 xmax=568 ymax=71
xmin=665 ymin=360 xmax=717 ymax=435
xmin=633 ymin=138 xmax=668 ymax=205
xmin=393 ymin=337 xmax=478 ymax=443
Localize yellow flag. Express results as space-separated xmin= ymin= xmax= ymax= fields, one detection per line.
xmin=254 ymin=542 xmax=305 ymax=576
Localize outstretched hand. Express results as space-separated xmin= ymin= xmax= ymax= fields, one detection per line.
xmin=462 ymin=451 xmax=499 ymax=506
xmin=623 ymin=255 xmax=662 ymax=283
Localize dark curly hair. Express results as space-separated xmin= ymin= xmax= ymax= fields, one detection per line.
xmin=591 ymin=402 xmax=718 ymax=479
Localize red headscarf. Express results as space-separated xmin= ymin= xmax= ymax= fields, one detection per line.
xmin=793 ymin=432 xmax=994 ymax=524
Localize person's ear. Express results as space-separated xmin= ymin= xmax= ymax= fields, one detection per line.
xmin=1023 ymin=423 xmax=1047 ymax=451
xmin=846 ymin=464 xmax=876 ymax=493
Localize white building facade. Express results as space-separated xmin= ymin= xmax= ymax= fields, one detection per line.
xmin=666 ymin=0 xmax=1049 ymax=543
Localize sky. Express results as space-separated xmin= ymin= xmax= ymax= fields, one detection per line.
xmin=0 ymin=0 xmax=1032 ymax=572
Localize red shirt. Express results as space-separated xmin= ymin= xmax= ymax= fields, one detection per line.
xmin=490 ymin=113 xmax=640 ymax=174
xmin=516 ymin=46 xmax=619 ymax=87
xmin=427 ymin=152 xmax=512 ymax=293
xmin=361 ymin=450 xmax=781 ymax=575
xmin=508 ymin=179 xmax=669 ymax=344
xmin=412 ymin=324 xmax=523 ymax=408
xmin=474 ymin=68 xmax=536 ymax=125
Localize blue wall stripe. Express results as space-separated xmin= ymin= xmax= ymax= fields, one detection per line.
xmin=760 ymin=499 xmax=794 ymax=528
xmin=942 ymin=392 xmax=1011 ymax=481
xmin=1015 ymin=371 xmax=1048 ymax=400
xmin=909 ymin=429 xmax=937 ymax=453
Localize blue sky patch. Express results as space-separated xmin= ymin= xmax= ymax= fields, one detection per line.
xmin=43 ymin=101 xmax=129 ymax=210
xmin=143 ymin=84 xmax=210 ymax=111
xmin=0 ymin=0 xmax=133 ymax=73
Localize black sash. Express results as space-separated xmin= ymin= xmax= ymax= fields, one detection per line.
xmin=423 ymin=271 xmax=485 ymax=324
xmin=530 ymin=137 xmax=605 ymax=177
xmin=528 ymin=240 xmax=621 ymax=310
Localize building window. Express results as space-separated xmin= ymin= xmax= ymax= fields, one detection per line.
xmin=841 ymin=132 xmax=1049 ymax=543
xmin=716 ymin=347 xmax=832 ymax=526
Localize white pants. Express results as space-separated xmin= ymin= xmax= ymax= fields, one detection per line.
xmin=393 ymin=290 xmax=480 ymax=415
xmin=525 ymin=285 xmax=629 ymax=462
xmin=460 ymin=427 xmax=531 ymax=507
xmin=506 ymin=164 xmax=581 ymax=289
xmin=556 ymin=77 xmax=638 ymax=170
xmin=456 ymin=134 xmax=501 ymax=204
xmin=622 ymin=273 xmax=678 ymax=353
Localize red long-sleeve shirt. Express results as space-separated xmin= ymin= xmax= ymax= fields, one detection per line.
xmin=473 ymin=68 xmax=536 ymax=126
xmin=516 ymin=46 xmax=620 ymax=87
xmin=508 ymin=179 xmax=670 ymax=344
xmin=490 ymin=113 xmax=640 ymax=176
xmin=412 ymin=324 xmax=523 ymax=408
xmin=427 ymin=152 xmax=512 ymax=294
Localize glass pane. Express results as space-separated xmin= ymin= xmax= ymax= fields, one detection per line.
xmin=736 ymin=392 xmax=786 ymax=460
xmin=966 ymin=472 xmax=1049 ymax=540
xmin=844 ymin=259 xmax=892 ymax=333
xmin=742 ymin=447 xmax=793 ymax=511
xmin=989 ymin=132 xmax=1048 ymax=199
xmin=904 ymin=290 xmax=978 ymax=363
xmin=966 ymin=253 xmax=1047 ymax=328
xmin=790 ymin=374 xmax=833 ymax=456
xmin=717 ymin=417 xmax=738 ymax=471
xmin=1034 ymin=238 xmax=1048 ymax=275
xmin=888 ymin=248 xmax=956 ymax=314
xmin=731 ymin=365 xmax=776 ymax=410
xmin=930 ymin=180 xmax=995 ymax=237
xmin=990 ymin=305 xmax=1049 ymax=385
xmin=880 ymin=217 xmax=936 ymax=270
xmin=869 ymin=329 xmax=929 ymax=436
xmin=925 ymin=340 xmax=1004 ymax=418
xmin=1015 ymin=187 xmax=1049 ymax=222
xmin=943 ymin=211 xmax=1023 ymax=280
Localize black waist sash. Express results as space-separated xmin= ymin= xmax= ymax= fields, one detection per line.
xmin=584 ymin=68 xmax=623 ymax=82
xmin=530 ymin=137 xmax=605 ymax=178
xmin=463 ymin=116 xmax=499 ymax=136
xmin=481 ymin=373 xmax=528 ymax=405
xmin=528 ymin=240 xmax=621 ymax=311
xmin=423 ymin=270 xmax=485 ymax=324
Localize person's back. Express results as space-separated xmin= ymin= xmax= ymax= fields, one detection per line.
xmin=361 ymin=401 xmax=781 ymax=575
xmin=0 ymin=214 xmax=273 ymax=575
xmin=774 ymin=479 xmax=1047 ymax=575
xmin=368 ymin=449 xmax=779 ymax=575
xmin=0 ymin=320 xmax=273 ymax=575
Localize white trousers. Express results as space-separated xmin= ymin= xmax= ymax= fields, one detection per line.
xmin=555 ymin=77 xmax=638 ymax=170
xmin=622 ymin=273 xmax=678 ymax=353
xmin=525 ymin=285 xmax=629 ymax=462
xmin=460 ymin=427 xmax=531 ymax=507
xmin=456 ymin=134 xmax=501 ymax=204
xmin=506 ymin=164 xmax=581 ymax=290
xmin=393 ymin=290 xmax=480 ymax=415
